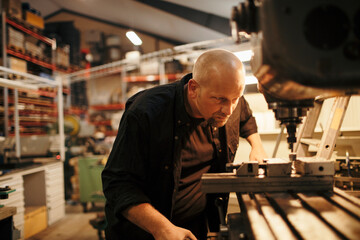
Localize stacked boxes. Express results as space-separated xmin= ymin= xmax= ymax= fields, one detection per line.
xmin=8 ymin=27 xmax=25 ymax=52
xmin=25 ymin=41 xmax=43 ymax=58
xmin=8 ymin=57 xmax=27 ymax=73
xmin=1 ymin=0 xmax=22 ymax=20
xmin=56 ymin=45 xmax=70 ymax=69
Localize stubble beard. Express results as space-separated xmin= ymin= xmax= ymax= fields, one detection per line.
xmin=207 ymin=114 xmax=229 ymax=127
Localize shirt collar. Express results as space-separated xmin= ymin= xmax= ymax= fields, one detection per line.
xmin=175 ymin=73 xmax=193 ymax=127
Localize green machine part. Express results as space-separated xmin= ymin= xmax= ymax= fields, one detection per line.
xmin=78 ymin=156 xmax=106 ymax=212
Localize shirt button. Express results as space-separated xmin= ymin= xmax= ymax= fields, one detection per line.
xmin=219 ymin=149 xmax=222 ymax=152
xmin=164 ymin=165 xmax=169 ymax=170
xmin=174 ymin=136 xmax=179 ymax=140
xmin=177 ymin=120 xmax=181 ymax=124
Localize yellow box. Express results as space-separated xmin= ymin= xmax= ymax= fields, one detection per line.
xmin=24 ymin=11 xmax=44 ymax=30
xmin=24 ymin=206 xmax=48 ymax=239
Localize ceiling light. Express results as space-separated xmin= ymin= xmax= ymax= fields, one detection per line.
xmin=126 ymin=31 xmax=143 ymax=46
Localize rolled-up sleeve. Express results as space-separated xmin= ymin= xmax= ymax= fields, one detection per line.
xmin=102 ymin=110 xmax=151 ymax=219
xmin=239 ymin=96 xmax=258 ymax=138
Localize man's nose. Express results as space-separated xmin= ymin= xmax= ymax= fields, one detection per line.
xmin=222 ymin=102 xmax=235 ymax=116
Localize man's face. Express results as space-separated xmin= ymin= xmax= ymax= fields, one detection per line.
xmin=193 ymin=77 xmax=243 ymax=127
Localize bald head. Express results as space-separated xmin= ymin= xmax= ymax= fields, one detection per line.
xmin=193 ymin=49 xmax=245 ymax=88
xmin=186 ymin=49 xmax=246 ymax=126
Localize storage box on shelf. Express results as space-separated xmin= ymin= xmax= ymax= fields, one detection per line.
xmin=23 ymin=10 xmax=44 ymax=30
xmin=6 ymin=57 xmax=27 ymax=73
xmin=1 ymin=0 xmax=22 ymax=21
xmin=8 ymin=26 xmax=25 ymax=52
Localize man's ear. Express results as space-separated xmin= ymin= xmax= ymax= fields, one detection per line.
xmin=187 ymin=79 xmax=199 ymax=99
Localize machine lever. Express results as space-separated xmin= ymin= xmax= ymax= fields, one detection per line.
xmin=215 ymin=197 xmax=227 ymax=226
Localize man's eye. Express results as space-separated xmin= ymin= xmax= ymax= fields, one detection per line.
xmin=214 ymin=97 xmax=226 ymax=103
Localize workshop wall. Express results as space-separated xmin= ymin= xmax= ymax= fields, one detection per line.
xmin=45 ymin=11 xmax=175 ymax=62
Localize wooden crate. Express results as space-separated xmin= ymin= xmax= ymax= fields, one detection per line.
xmin=24 ymin=205 xmax=47 ymax=239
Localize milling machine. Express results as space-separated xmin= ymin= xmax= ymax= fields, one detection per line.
xmin=231 ymin=0 xmax=360 ymax=154
xmin=201 ymin=0 xmax=360 ymax=239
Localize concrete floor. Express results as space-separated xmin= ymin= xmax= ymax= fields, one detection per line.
xmin=27 ymin=202 xmax=104 ymax=240
xmin=25 ymin=196 xmax=242 ymax=240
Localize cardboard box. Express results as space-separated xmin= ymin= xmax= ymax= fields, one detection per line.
xmin=1 ymin=0 xmax=22 ymax=20
xmin=25 ymin=41 xmax=43 ymax=57
xmin=24 ymin=11 xmax=44 ymax=30
xmin=24 ymin=205 xmax=48 ymax=239
xmin=8 ymin=26 xmax=25 ymax=51
xmin=8 ymin=57 xmax=27 ymax=73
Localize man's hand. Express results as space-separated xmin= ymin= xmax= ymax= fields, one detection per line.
xmin=249 ymin=146 xmax=267 ymax=163
xmin=246 ymin=133 xmax=267 ymax=163
xmin=153 ymin=224 xmax=197 ymax=240
xmin=123 ymin=203 xmax=197 ymax=240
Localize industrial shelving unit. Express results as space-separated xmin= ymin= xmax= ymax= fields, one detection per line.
xmin=2 ymin=14 xmax=56 ymax=74
xmin=0 ymin=9 xmax=66 ymax=161
xmin=0 ymin=66 xmax=65 ymax=160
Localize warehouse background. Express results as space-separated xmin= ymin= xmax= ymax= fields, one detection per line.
xmin=1 ymin=1 xmax=360 ymax=239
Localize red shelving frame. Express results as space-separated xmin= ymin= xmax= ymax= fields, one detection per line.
xmin=90 ymin=103 xmax=125 ymax=111
xmin=7 ymin=49 xmax=56 ymax=70
xmin=123 ymin=73 xmax=183 ymax=83
xmin=6 ymin=17 xmax=55 ymax=46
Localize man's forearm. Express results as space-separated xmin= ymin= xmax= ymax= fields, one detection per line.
xmin=246 ymin=133 xmax=263 ymax=148
xmin=246 ymin=133 xmax=267 ymax=162
xmin=122 ymin=203 xmax=172 ymax=236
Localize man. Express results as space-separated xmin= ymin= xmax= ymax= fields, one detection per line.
xmin=102 ymin=49 xmax=267 ymax=240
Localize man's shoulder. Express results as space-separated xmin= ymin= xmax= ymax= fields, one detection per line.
xmin=125 ymin=81 xmax=180 ymax=117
